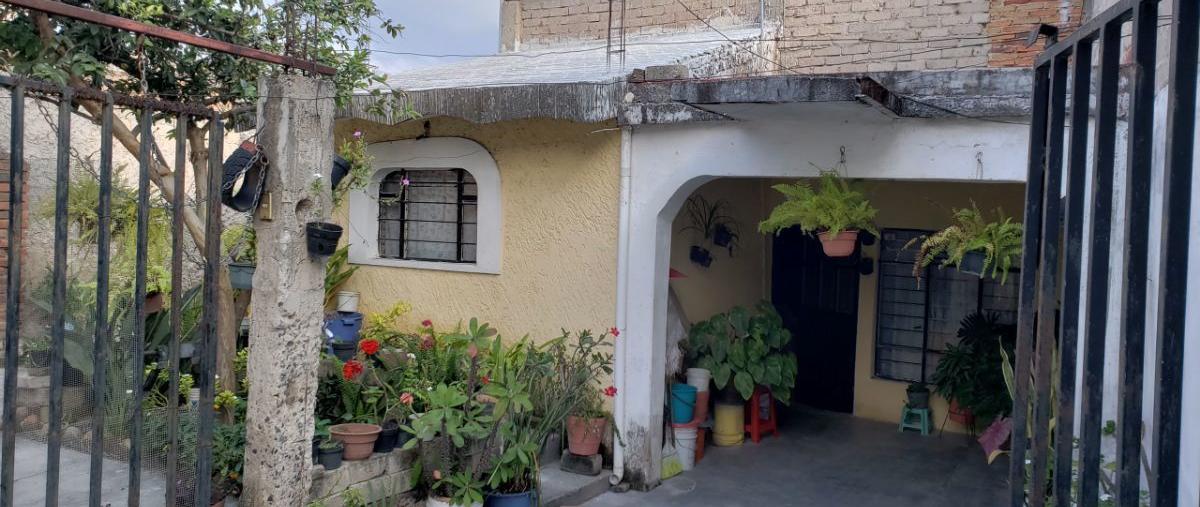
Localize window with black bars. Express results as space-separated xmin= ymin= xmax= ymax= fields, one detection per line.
xmin=874 ymin=228 xmax=1019 ymax=383
xmin=378 ymin=169 xmax=478 ymax=263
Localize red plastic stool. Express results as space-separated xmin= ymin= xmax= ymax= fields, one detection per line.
xmin=744 ymin=386 xmax=778 ymax=443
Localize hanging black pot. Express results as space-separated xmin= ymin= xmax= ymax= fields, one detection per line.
xmin=713 ymin=223 xmax=736 ymax=251
xmin=689 ymin=245 xmax=713 ymax=268
xmin=221 ymin=140 xmax=269 ymax=213
xmin=306 ymin=222 xmax=343 ymax=257
xmin=228 ymin=262 xmax=256 ymax=290
xmin=958 ymin=250 xmax=986 ymax=277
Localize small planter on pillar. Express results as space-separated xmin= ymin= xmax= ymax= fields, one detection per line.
xmin=306 ymin=221 xmax=342 ymax=257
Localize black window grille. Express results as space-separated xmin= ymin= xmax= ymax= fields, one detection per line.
xmin=378 ymin=169 xmax=478 ymax=263
xmin=874 ymin=228 xmax=1019 ymax=383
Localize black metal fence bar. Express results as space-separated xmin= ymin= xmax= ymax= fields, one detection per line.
xmin=1077 ymin=20 xmax=1121 ymax=507
xmin=1150 ymin=0 xmax=1198 ymax=504
xmin=1030 ymin=53 xmax=1069 ymax=507
xmin=127 ymin=108 xmax=152 ymax=507
xmin=0 ymin=83 xmax=26 ymax=507
xmin=87 ymin=94 xmax=114 ymax=507
xmin=195 ymin=116 xmax=223 ymax=507
xmin=45 ymin=87 xmax=73 ymax=507
xmin=1116 ymin=2 xmax=1157 ymax=505
xmin=1009 ymin=62 xmax=1050 ymax=507
xmin=1054 ymin=38 xmax=1092 ymax=504
xmin=166 ymin=115 xmax=187 ymax=507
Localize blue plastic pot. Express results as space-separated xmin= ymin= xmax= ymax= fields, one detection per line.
xmin=670 ymin=383 xmax=698 ymax=424
xmin=484 ymin=490 xmax=535 ymax=507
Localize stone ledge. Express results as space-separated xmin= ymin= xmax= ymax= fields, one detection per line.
xmin=309 ymin=448 xmax=418 ymax=505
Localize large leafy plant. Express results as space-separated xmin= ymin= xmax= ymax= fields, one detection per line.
xmin=932 ymin=312 xmax=1015 ymax=424
xmin=686 ymin=304 xmax=798 ymax=403
xmin=905 ymin=203 xmax=1022 ymax=284
xmin=758 ymin=171 xmax=878 ymax=238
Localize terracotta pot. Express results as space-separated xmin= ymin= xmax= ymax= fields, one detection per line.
xmin=566 ymin=415 xmax=608 ymax=456
xmin=949 ymin=399 xmax=975 ymax=426
xmin=330 ymin=423 xmax=382 ymax=460
xmin=817 ymin=230 xmax=859 ymax=257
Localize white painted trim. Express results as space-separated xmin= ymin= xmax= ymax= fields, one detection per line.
xmin=347 ymin=137 xmax=502 ymax=274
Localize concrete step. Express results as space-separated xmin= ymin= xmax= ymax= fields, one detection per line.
xmin=539 ymin=461 xmax=610 ymax=507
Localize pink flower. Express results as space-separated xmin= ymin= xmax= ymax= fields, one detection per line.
xmin=603 ymin=386 xmax=617 ymax=398
xmin=420 ymin=334 xmax=435 ymax=351
xmin=401 ymin=177 xmax=411 ymax=186
xmin=609 ymin=327 xmax=620 ymax=338
xmin=352 ymin=130 xmax=363 ymax=139
xmin=400 ymin=392 xmax=414 ymax=405
xmin=421 ymin=319 xmax=433 ymax=328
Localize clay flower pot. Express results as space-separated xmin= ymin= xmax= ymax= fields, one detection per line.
xmin=817 ymin=229 xmax=859 ymax=257
xmin=330 ymin=423 xmax=382 ymax=460
xmin=566 ymin=415 xmax=608 ymax=456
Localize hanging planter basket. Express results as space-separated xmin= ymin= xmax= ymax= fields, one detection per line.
xmin=228 ymin=262 xmax=255 ymax=290
xmin=957 ymin=250 xmax=986 ymax=277
xmin=817 ymin=229 xmax=859 ymax=258
xmin=306 ymin=222 xmax=343 ymax=257
xmin=689 ymin=245 xmax=713 ymax=268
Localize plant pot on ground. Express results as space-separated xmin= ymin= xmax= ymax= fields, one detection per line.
xmin=330 ymin=423 xmax=381 ymax=460
xmin=931 ymin=311 xmax=1016 ymax=427
xmin=758 ymin=171 xmax=878 ymax=259
xmin=686 ymin=303 xmax=799 ymax=404
xmin=317 ymin=439 xmax=344 ymax=470
xmin=484 ymin=490 xmax=536 ymax=507
xmin=306 ymin=222 xmax=343 ymax=257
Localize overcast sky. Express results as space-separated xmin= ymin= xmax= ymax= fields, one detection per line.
xmin=371 ymin=1 xmax=501 ymax=77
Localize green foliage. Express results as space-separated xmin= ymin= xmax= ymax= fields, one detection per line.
xmin=680 ymin=195 xmax=740 ymax=255
xmin=905 ymin=203 xmax=1023 ymax=285
xmin=212 ymin=422 xmax=246 ymax=496
xmin=435 ymin=471 xmax=485 ymax=507
xmin=758 ymin=172 xmax=878 ymax=238
xmin=932 ymin=312 xmax=1015 ymax=424
xmin=221 ymin=224 xmax=257 ymax=264
xmin=334 ymin=131 xmax=373 ymax=210
xmin=686 ymin=303 xmax=798 ymax=403
xmin=0 ymin=0 xmax=403 ymax=109
xmin=324 ymin=246 xmax=360 ymax=308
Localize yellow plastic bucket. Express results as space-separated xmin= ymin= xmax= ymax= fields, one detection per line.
xmin=713 ymin=403 xmax=744 ymax=446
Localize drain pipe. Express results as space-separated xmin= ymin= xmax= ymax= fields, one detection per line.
xmin=611 ymin=125 xmax=633 ymax=487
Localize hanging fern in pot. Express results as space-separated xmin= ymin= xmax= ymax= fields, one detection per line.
xmin=904 ymin=203 xmax=1022 ymax=284
xmin=758 ymin=171 xmax=878 ymax=258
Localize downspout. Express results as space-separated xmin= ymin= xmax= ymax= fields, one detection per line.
xmin=611 ymin=125 xmax=633 ymax=487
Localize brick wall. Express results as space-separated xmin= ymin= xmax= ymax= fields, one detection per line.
xmin=518 ymin=0 xmax=762 ymax=49
xmin=0 ymin=154 xmax=25 ymax=344
xmin=512 ymin=0 xmax=1084 ymax=72
xmin=987 ymin=0 xmax=1084 ymax=67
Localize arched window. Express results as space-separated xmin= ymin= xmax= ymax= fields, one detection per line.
xmin=347 ymin=137 xmax=501 ymax=274
xmin=377 ymin=169 xmax=477 ymax=263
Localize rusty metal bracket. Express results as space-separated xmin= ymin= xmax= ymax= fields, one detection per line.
xmin=1 ymin=0 xmax=336 ymax=76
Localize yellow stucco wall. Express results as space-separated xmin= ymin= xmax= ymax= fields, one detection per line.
xmin=849 ymin=181 xmax=1026 ymax=431
xmin=669 ymin=178 xmax=770 ymax=324
xmin=672 ymin=178 xmax=1025 ymax=430
xmin=333 ymin=117 xmax=621 ymax=341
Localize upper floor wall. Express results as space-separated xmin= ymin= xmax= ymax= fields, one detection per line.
xmin=502 ymin=0 xmax=1085 ymax=72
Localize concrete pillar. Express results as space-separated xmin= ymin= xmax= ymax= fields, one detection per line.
xmin=241 ymin=75 xmax=335 ymax=505
xmin=500 ymin=0 xmax=522 ymax=53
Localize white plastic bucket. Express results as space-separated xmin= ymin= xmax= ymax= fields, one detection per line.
xmin=335 ymin=291 xmax=360 ymax=313
xmin=675 ymin=426 xmax=698 ymax=471
xmin=686 ymin=368 xmax=711 ymax=392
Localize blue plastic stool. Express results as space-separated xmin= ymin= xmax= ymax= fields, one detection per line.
xmin=899 ymin=406 xmax=931 ymax=436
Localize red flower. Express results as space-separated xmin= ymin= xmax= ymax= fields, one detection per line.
xmin=480 ymin=375 xmax=490 ymax=385
xmin=609 ymin=327 xmax=620 ymax=338
xmin=359 ymin=339 xmax=380 ymax=356
xmin=603 ymin=386 xmax=617 ymax=398
xmin=421 ymin=319 xmax=433 ymax=328
xmin=342 ymin=359 xmax=364 ymax=380
xmin=400 ymin=392 xmax=414 ymax=405
xmin=467 ymin=343 xmax=479 ymax=359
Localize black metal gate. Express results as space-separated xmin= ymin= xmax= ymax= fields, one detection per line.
xmin=1 ymin=77 xmax=224 ymax=506
xmin=1012 ymin=0 xmax=1196 ymax=506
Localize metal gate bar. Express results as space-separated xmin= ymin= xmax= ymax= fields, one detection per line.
xmin=0 ymin=83 xmax=25 ymax=507
xmin=1015 ymin=0 xmax=1197 ymax=505
xmin=0 ymin=75 xmax=223 ymax=506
